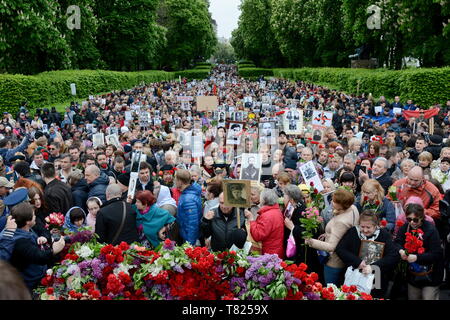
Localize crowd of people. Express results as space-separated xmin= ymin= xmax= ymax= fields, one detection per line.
xmin=0 ymin=64 xmax=449 ymax=300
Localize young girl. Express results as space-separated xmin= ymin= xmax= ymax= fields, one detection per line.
xmin=63 ymin=207 xmax=86 ymax=233
xmin=86 ymin=197 xmax=102 ymax=232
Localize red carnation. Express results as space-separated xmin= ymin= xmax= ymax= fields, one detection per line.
xmin=418 ymin=247 xmax=425 ymax=254
xmin=329 ymin=154 xmax=334 ymax=158
xmin=375 ymin=200 xmax=380 ymax=206
xmin=310 ymin=182 xmax=314 ymax=187
xmin=314 ymin=188 xmax=318 ymax=194
xmin=363 ymin=196 xmax=369 ymax=202
xmin=396 ymin=220 xmax=405 ymax=228
xmin=158 ymin=171 xmax=163 ymax=176
xmin=46 ymin=287 xmax=54 ymax=295
xmin=380 ymin=219 xmax=387 ymax=227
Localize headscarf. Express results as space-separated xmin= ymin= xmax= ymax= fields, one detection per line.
xmin=63 ymin=206 xmax=87 ymax=232
xmin=156 ymin=185 xmax=177 ymax=208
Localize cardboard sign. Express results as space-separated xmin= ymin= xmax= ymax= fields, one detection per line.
xmin=196 ymin=96 xmax=218 ymax=111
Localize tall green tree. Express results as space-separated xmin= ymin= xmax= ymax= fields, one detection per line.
xmin=0 ymin=0 xmax=71 ymax=74
xmin=94 ymin=0 xmax=166 ymax=71
xmin=56 ymin=0 xmax=103 ymax=69
xmin=211 ymin=39 xmax=236 ymax=64
xmin=231 ymin=0 xmax=284 ymax=67
xmin=157 ymin=0 xmax=217 ymax=70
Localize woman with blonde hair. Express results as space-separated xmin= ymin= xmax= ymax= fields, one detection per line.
xmin=418 ymin=151 xmax=433 ymax=178
xmin=356 ymin=179 xmax=395 ymax=232
xmin=305 ymin=188 xmax=359 ymax=285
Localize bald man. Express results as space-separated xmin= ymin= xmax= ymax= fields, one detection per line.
xmin=387 ymin=166 xmax=441 ymax=220
xmin=85 ymin=165 xmax=109 ymax=203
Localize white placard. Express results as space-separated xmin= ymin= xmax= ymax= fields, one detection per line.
xmin=128 ymin=172 xmax=139 ymax=199
xmin=393 ymin=107 xmax=402 ymax=115
xmin=93 ymin=133 xmax=105 ymax=149
xmin=299 ymin=161 xmax=324 ymax=192
xmin=101 ymin=98 xmax=106 ymax=105
xmin=70 ymin=83 xmax=76 ymax=96
xmin=374 ymin=106 xmax=383 ymax=114
xmin=125 ymin=111 xmax=133 ymax=121
xmin=312 ymin=110 xmax=333 ymax=128
xmin=192 ymin=135 xmax=204 ymax=158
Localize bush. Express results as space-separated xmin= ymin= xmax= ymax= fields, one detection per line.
xmin=193 ymin=65 xmax=212 ymax=70
xmin=0 ymin=70 xmax=174 ymax=114
xmin=238 ymin=68 xmax=274 ymax=78
xmin=195 ymin=62 xmax=212 ymax=66
xmin=273 ymin=67 xmax=450 ymax=107
xmin=238 ymin=59 xmax=254 ymax=65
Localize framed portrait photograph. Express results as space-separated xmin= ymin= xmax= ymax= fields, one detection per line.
xmin=282 ymin=108 xmax=303 ymax=135
xmin=93 ymin=133 xmax=105 ymax=149
xmin=359 ymin=240 xmax=385 ymax=265
xmin=223 ymin=179 xmax=251 ymax=208
xmin=259 ymin=121 xmax=277 ymax=145
xmin=226 ymin=121 xmax=245 ymax=145
xmin=240 ymin=153 xmax=262 ymax=181
xmin=299 ymin=161 xmax=324 ymax=192
xmin=105 ymin=133 xmax=121 ymax=149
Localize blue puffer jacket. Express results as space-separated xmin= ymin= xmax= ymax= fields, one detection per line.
xmin=176 ymin=182 xmax=202 ymax=245
xmin=88 ymin=173 xmax=109 ymax=204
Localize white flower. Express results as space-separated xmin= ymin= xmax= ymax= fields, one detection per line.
xmin=113 ymin=263 xmax=133 ymax=275
xmin=46 ymin=269 xmax=53 ymax=276
xmin=75 ymin=245 xmax=94 ymax=259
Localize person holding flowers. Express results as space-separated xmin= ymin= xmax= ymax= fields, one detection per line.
xmin=9 ymin=202 xmax=66 ymax=291
xmin=356 ymin=179 xmax=395 ymax=232
xmin=395 ymin=203 xmax=444 ymax=300
xmin=335 ymin=211 xmax=400 ymax=298
xmin=282 ymin=184 xmax=322 ymax=275
xmin=305 ymin=188 xmax=359 ymax=286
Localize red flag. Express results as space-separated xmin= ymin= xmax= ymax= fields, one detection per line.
xmin=402 ymin=108 xmax=439 ymax=120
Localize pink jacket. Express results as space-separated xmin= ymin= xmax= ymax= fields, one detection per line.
xmin=250 ymin=204 xmax=285 ymax=259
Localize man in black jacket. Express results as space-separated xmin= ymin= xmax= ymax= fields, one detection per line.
xmin=359 ymin=157 xmax=393 ymax=193
xmin=200 ymin=192 xmax=246 ymax=252
xmin=135 ymin=161 xmax=154 ymax=193
xmin=41 ymin=162 xmax=73 ymax=215
xmin=95 ymin=184 xmax=139 ymax=245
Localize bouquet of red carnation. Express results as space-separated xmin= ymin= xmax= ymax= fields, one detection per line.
xmin=404 ymin=229 xmax=425 ymax=255
xmin=362 ymin=197 xmax=381 ymax=213
xmin=45 ymin=212 xmax=65 ymax=231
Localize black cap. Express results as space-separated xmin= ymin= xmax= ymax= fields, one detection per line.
xmin=429 ymin=135 xmax=443 ymax=145
xmin=160 ymin=164 xmax=174 ymax=171
xmin=117 ymin=173 xmax=130 ymax=187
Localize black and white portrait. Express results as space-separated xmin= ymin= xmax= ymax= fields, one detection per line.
xmin=223 ymin=180 xmax=251 ymax=208
xmin=240 ymin=153 xmax=262 ymax=181
xmin=359 ymin=240 xmax=385 ymax=265
xmin=226 ymin=122 xmax=244 ymax=145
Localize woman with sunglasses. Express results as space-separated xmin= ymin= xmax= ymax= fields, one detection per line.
xmin=395 ymin=202 xmax=444 ymax=300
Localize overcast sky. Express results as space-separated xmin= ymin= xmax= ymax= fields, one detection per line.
xmin=209 ymin=0 xmax=241 ymax=40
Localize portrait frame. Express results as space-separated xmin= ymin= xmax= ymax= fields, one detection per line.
xmin=226 ymin=121 xmax=245 ymax=145
xmin=240 ymin=153 xmax=262 ymax=182
xmin=359 ymin=240 xmax=385 ymax=265
xmin=223 ymin=179 xmax=252 ymax=208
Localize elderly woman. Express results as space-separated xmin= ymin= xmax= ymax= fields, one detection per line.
xmin=348 ymin=137 xmax=363 ymax=156
xmin=320 ymin=178 xmax=337 ymax=228
xmin=283 ymin=184 xmax=321 ymax=271
xmin=244 ymin=188 xmax=285 ymax=258
xmin=134 ymin=190 xmax=175 ymax=248
xmin=391 ymin=158 xmax=415 ymax=181
xmin=305 ymin=188 xmax=360 ymax=285
xmin=335 ymin=211 xmax=400 ymax=298
xmin=356 ymin=179 xmax=396 ymax=232
xmin=249 ymin=182 xmax=264 ymax=220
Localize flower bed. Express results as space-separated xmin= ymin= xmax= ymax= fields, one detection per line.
xmin=36 ymin=237 xmax=372 ymax=300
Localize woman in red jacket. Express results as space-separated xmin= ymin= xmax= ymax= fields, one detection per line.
xmin=245 ymin=188 xmax=285 ymax=258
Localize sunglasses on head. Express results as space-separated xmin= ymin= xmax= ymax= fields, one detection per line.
xmin=406 ymin=217 xmax=421 ymax=223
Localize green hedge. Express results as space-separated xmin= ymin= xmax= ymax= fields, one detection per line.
xmin=195 ymin=62 xmax=212 ymax=66
xmin=272 ymin=67 xmax=450 ymax=107
xmin=173 ymin=69 xmax=210 ymax=80
xmin=238 ymin=68 xmax=274 ymax=78
xmin=238 ymin=64 xmax=256 ymax=68
xmin=0 ymin=70 xmax=174 ymax=114
xmin=193 ymin=66 xmax=212 ymax=70
xmin=238 ymin=60 xmax=254 ymax=65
